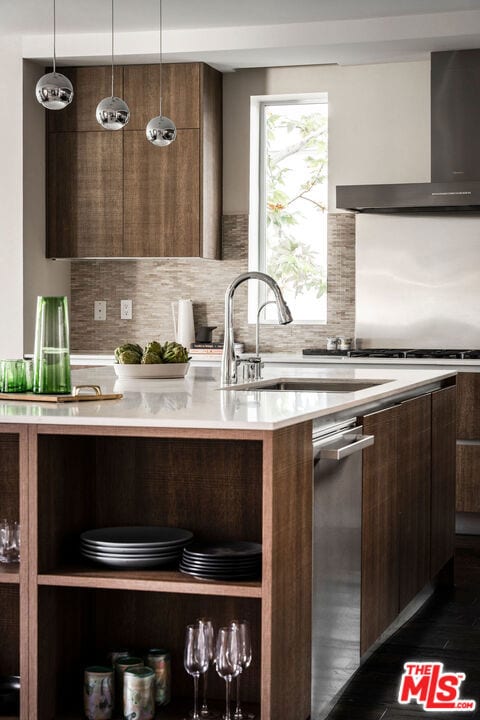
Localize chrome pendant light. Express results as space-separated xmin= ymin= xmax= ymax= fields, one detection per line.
xmin=35 ymin=0 xmax=73 ymax=110
xmin=146 ymin=0 xmax=177 ymax=146
xmin=96 ymin=0 xmax=130 ymax=130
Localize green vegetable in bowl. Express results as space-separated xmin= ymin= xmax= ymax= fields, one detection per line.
xmin=114 ymin=343 xmax=142 ymax=363
xmin=142 ymin=351 xmax=163 ymax=364
xmin=114 ymin=340 xmax=190 ymax=364
xmin=162 ymin=341 xmax=190 ymax=363
xmin=118 ymin=349 xmax=142 ymax=364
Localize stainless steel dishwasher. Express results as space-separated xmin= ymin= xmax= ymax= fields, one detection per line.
xmin=312 ymin=422 xmax=374 ymax=720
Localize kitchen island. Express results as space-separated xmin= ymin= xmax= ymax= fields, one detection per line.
xmin=0 ymin=364 xmax=456 ymax=720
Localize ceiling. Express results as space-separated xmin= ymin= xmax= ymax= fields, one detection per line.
xmin=4 ymin=0 xmax=480 ymax=70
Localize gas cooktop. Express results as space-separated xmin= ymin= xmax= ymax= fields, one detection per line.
xmin=302 ymin=348 xmax=480 ymax=359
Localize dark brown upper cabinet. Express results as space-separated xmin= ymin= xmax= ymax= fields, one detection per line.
xmin=124 ymin=64 xmax=201 ymax=130
xmin=46 ymin=62 xmax=222 ymax=259
xmin=47 ymin=66 xmax=123 ymax=133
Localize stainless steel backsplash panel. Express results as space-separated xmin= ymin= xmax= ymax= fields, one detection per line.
xmin=355 ymin=214 xmax=480 ymax=348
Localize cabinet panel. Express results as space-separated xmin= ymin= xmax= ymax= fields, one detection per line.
xmin=123 ymin=129 xmax=200 ymax=257
xmin=47 ymin=66 xmax=122 ymax=133
xmin=398 ymin=395 xmax=431 ymax=612
xmin=360 ymin=405 xmax=400 ymax=656
xmin=47 ymin=132 xmax=123 ymax=258
xmin=457 ymin=443 xmax=480 ymax=512
xmin=457 ymin=371 xmax=480 ymax=440
xmin=431 ymin=387 xmax=456 ymax=576
xmin=124 ymin=63 xmax=200 ymax=130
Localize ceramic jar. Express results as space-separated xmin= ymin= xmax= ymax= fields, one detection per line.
xmin=83 ymin=666 xmax=114 ymax=720
xmin=123 ymin=666 xmax=155 ymax=720
xmin=146 ymin=648 xmax=171 ymax=706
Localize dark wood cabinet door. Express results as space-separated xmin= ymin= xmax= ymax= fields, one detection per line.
xmin=47 ymin=67 xmax=122 ymax=133
xmin=123 ymin=129 xmax=200 ymax=257
xmin=431 ymin=386 xmax=456 ymax=576
xmin=457 ymin=372 xmax=480 ymax=440
xmin=398 ymin=395 xmax=431 ymax=612
xmin=457 ymin=443 xmax=480 ymax=512
xmin=47 ymin=132 xmax=123 ymax=258
xmin=360 ymin=405 xmax=400 ymax=656
xmin=124 ymin=63 xmax=201 ymax=130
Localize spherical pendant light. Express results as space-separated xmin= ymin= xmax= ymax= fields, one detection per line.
xmin=146 ymin=115 xmax=177 ymax=146
xmin=96 ymin=96 xmax=130 ymax=130
xmin=96 ymin=0 xmax=130 ymax=130
xmin=35 ymin=0 xmax=73 ymax=110
xmin=146 ymin=0 xmax=176 ymax=147
xmin=36 ymin=71 xmax=73 ymax=110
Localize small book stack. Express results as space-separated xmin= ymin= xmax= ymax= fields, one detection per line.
xmin=190 ymin=342 xmax=223 ymax=355
xmin=189 ymin=342 xmax=245 ymax=355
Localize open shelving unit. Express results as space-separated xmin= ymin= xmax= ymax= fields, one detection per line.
xmin=13 ymin=421 xmax=313 ymax=720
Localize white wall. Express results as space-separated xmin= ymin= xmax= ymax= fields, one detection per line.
xmin=0 ymin=36 xmax=24 ymax=357
xmin=22 ymin=60 xmax=70 ymax=355
xmin=223 ymin=61 xmax=431 ymax=213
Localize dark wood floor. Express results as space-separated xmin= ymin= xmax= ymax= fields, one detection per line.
xmin=327 ymin=536 xmax=480 ymax=720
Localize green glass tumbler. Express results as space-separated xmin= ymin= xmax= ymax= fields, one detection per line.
xmin=33 ymin=296 xmax=71 ymax=394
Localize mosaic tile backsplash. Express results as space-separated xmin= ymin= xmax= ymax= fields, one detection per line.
xmin=70 ymin=213 xmax=355 ymax=353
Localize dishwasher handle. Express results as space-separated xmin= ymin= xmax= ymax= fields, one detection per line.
xmin=315 ymin=432 xmax=375 ymax=462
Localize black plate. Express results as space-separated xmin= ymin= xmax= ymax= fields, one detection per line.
xmin=181 ymin=557 xmax=261 ymax=570
xmin=179 ymin=565 xmax=261 ymax=581
xmin=183 ymin=541 xmax=262 ymax=559
xmin=0 ymin=675 xmax=20 ymax=716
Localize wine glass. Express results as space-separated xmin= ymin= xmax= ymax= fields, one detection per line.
xmin=215 ymin=626 xmax=242 ymax=720
xmin=231 ymin=620 xmax=253 ymax=720
xmin=184 ymin=624 xmax=209 ymax=720
xmin=196 ymin=618 xmax=218 ymax=719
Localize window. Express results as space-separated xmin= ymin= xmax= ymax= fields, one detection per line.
xmin=249 ymin=96 xmax=328 ymax=324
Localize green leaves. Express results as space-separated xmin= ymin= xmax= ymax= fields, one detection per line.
xmin=264 ymin=107 xmax=328 ymax=302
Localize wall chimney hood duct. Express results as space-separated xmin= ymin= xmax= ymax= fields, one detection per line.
xmin=336 ymin=50 xmax=480 ymax=212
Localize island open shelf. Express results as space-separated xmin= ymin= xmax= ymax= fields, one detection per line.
xmin=25 ymin=420 xmax=312 ymax=720
xmin=36 ymin=585 xmax=261 ymax=720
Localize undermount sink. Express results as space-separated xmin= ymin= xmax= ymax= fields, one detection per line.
xmin=222 ymin=378 xmax=389 ymax=392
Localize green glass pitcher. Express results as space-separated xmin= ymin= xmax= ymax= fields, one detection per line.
xmin=33 ymin=296 xmax=71 ymax=394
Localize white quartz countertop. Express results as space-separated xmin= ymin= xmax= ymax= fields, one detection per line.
xmin=0 ymin=364 xmax=455 ymax=431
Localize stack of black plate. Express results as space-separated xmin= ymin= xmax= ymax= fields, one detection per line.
xmin=80 ymin=526 xmax=193 ymax=569
xmin=180 ymin=541 xmax=262 ymax=581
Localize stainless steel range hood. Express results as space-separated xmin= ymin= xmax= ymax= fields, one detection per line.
xmin=336 ymin=50 xmax=480 ymax=213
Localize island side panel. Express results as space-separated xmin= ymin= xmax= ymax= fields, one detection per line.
xmin=261 ymin=421 xmax=312 ymax=720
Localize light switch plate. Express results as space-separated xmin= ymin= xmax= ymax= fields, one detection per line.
xmin=121 ymin=299 xmax=133 ymax=320
xmin=94 ymin=301 xmax=106 ymax=321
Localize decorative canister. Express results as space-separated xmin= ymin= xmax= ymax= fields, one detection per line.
xmin=146 ymin=648 xmax=171 ymax=706
xmin=107 ymin=649 xmax=130 ymax=667
xmin=83 ymin=666 xmax=114 ymax=720
xmin=114 ymin=656 xmax=144 ymax=714
xmin=326 ymin=337 xmax=338 ymax=351
xmin=123 ymin=666 xmax=155 ymax=720
xmin=338 ymin=337 xmax=353 ymax=351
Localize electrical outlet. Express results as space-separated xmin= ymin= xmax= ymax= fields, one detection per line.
xmin=94 ymin=300 xmax=106 ymax=321
xmin=121 ymin=299 xmax=133 ymax=320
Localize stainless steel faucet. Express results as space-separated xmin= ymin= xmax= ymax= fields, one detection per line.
xmin=221 ymin=271 xmax=293 ymax=386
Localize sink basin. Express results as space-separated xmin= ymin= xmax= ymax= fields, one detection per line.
xmin=223 ymin=378 xmax=389 ymax=392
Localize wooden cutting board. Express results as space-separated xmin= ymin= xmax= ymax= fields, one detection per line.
xmin=0 ymin=385 xmax=122 ymax=403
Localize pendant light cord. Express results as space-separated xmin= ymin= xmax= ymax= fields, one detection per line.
xmin=159 ymin=0 xmax=163 ymax=116
xmin=111 ymin=0 xmax=115 ymax=97
xmin=52 ymin=0 xmax=57 ymax=73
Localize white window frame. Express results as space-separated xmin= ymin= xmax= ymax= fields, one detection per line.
xmin=248 ymin=92 xmax=329 ymax=324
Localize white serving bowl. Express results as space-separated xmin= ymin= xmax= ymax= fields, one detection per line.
xmin=113 ymin=362 xmax=190 ymax=379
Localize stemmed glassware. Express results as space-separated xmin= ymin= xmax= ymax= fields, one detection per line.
xmin=196 ymin=618 xmax=218 ymax=719
xmin=184 ymin=624 xmax=209 ymax=720
xmin=231 ymin=620 xmax=253 ymax=720
xmin=214 ymin=626 xmax=242 ymax=720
